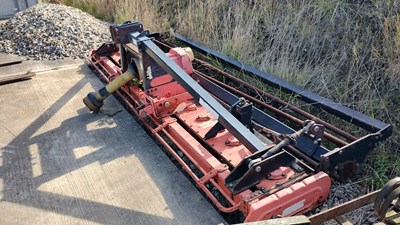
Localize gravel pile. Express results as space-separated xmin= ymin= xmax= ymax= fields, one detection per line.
xmin=0 ymin=4 xmax=111 ymax=60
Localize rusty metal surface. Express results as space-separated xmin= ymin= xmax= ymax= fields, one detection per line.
xmin=374 ymin=178 xmax=400 ymax=224
xmin=234 ymin=216 xmax=310 ymax=225
xmin=309 ymin=178 xmax=400 ymax=225
xmin=309 ymin=190 xmax=379 ymax=224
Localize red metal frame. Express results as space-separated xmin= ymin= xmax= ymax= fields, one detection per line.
xmin=87 ymin=47 xmax=331 ymax=222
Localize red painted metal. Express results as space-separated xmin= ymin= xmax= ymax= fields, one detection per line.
xmin=87 ymin=45 xmax=331 ymax=222
xmin=245 ymin=172 xmax=330 ymax=222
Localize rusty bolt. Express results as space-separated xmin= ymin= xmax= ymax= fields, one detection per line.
xmin=313 ymin=126 xmax=320 ymax=132
xmin=196 ymin=113 xmax=210 ymax=121
xmin=255 ymin=166 xmax=261 ymax=172
xmin=185 ymin=103 xmax=197 ymax=111
xmin=225 ymin=136 xmax=240 ymax=146
xmin=164 ymin=101 xmax=170 ymax=108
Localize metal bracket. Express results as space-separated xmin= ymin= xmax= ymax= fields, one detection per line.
xmin=204 ymin=97 xmax=253 ymax=139
xmin=152 ymin=117 xmax=177 ymax=134
xmin=198 ymin=164 xmax=228 ymax=185
xmin=139 ymin=37 xmax=267 ymax=153
xmin=110 ymin=21 xmax=143 ymax=44
xmin=225 ymin=149 xmax=306 ymax=194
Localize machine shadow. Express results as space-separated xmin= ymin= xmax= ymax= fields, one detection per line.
xmin=1 ymin=65 xmax=221 ymax=225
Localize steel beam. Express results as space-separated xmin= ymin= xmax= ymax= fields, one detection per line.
xmin=140 ymin=39 xmax=266 ymax=153
xmin=308 ymin=190 xmax=379 ymax=225
xmin=234 ymin=216 xmax=310 ymax=225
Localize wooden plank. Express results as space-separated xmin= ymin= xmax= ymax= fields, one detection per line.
xmin=0 ymin=57 xmax=83 ymax=76
xmin=0 ymin=56 xmax=24 ymax=67
xmin=0 ymin=57 xmax=84 ymax=85
xmin=0 ymin=71 xmax=35 ymax=84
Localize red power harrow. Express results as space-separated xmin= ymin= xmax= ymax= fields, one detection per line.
xmin=83 ymin=22 xmax=394 ymax=223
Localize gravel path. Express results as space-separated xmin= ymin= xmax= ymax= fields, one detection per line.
xmin=0 ymin=3 xmax=110 ymax=60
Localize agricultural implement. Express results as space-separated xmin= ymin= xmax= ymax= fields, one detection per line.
xmin=83 ymin=21 xmax=396 ymax=223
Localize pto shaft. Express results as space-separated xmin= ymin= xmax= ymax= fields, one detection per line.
xmin=83 ymin=70 xmax=134 ymax=112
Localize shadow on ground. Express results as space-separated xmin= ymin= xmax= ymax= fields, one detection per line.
xmin=0 ymin=65 xmax=222 ymax=224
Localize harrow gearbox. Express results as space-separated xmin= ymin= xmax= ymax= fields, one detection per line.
xmin=84 ymin=21 xmax=392 ymax=222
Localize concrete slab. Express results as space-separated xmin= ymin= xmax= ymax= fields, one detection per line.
xmin=0 ymin=56 xmax=83 ymax=76
xmin=0 ymin=65 xmax=225 ymax=225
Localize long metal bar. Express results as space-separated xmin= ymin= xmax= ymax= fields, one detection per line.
xmin=194 ymin=58 xmax=358 ymax=142
xmin=193 ymin=70 xmax=349 ymax=147
xmin=172 ymin=32 xmax=389 ymax=133
xmin=308 ymin=190 xmax=379 ymax=225
xmin=141 ymin=40 xmax=266 ymax=153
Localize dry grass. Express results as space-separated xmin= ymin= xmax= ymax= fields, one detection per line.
xmin=44 ymin=0 xmax=116 ymax=21
xmin=46 ymin=0 xmax=399 ymax=187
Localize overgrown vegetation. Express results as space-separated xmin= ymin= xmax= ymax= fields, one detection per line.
xmin=46 ymin=0 xmax=399 ymax=187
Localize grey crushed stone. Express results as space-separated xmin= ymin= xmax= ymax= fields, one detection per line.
xmin=0 ymin=3 xmax=111 ymax=60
